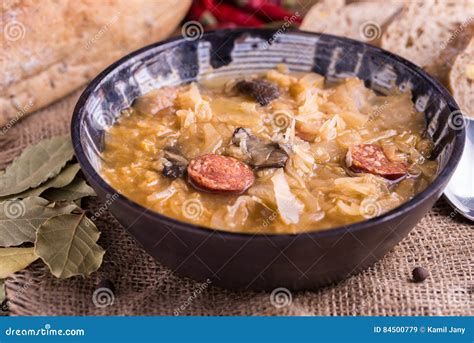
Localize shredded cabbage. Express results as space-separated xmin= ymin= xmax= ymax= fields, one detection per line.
xmin=147 ymin=185 xmax=176 ymax=203
xmin=271 ymin=169 xmax=304 ymax=224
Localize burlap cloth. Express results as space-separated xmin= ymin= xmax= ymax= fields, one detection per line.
xmin=1 ymin=90 xmax=473 ymax=316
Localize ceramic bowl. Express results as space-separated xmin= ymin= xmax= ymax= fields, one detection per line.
xmin=72 ymin=29 xmax=465 ymax=290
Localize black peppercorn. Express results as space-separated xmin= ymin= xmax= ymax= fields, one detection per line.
xmin=412 ymin=267 xmax=429 ymax=282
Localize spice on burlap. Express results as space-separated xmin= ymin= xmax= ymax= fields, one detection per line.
xmin=1 ymin=90 xmax=473 ymax=316
xmin=412 ymin=267 xmax=429 ymax=283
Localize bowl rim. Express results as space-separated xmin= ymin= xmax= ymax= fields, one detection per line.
xmin=71 ymin=28 xmax=465 ymax=240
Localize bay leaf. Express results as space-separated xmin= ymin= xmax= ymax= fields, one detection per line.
xmin=35 ymin=213 xmax=105 ymax=278
xmin=43 ymin=177 xmax=96 ymax=202
xmin=0 ymin=135 xmax=74 ymax=197
xmin=0 ymin=163 xmax=81 ymax=201
xmin=0 ymin=197 xmax=77 ymax=247
xmin=0 ymin=247 xmax=38 ymax=278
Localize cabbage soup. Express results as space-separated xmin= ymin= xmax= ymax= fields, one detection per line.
xmin=101 ymin=66 xmax=437 ymax=234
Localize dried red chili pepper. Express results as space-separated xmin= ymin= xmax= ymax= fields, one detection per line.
xmin=230 ymin=0 xmax=301 ymax=23
xmin=202 ymin=0 xmax=216 ymax=9
xmin=188 ymin=2 xmax=217 ymax=27
xmin=210 ymin=3 xmax=264 ymax=27
xmin=257 ymin=3 xmax=301 ymax=23
xmin=215 ymin=22 xmax=239 ymax=29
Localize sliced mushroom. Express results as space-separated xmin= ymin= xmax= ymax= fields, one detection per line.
xmin=161 ymin=146 xmax=188 ymax=179
xmin=232 ymin=128 xmax=288 ymax=169
xmin=234 ymin=79 xmax=280 ymax=106
xmin=162 ymin=163 xmax=186 ymax=179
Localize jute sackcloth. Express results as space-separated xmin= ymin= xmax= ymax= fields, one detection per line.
xmin=2 ymin=91 xmax=473 ymax=316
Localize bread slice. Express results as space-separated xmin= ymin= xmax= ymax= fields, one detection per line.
xmin=0 ymin=0 xmax=191 ymax=128
xmin=300 ymin=0 xmax=346 ymax=33
xmin=425 ymin=23 xmax=474 ymax=86
xmin=381 ymin=0 xmax=474 ymax=69
xmin=301 ymin=0 xmax=403 ymax=44
xmin=449 ymin=38 xmax=474 ymax=118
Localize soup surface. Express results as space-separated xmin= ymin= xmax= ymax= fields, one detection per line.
xmin=101 ymin=66 xmax=437 ymax=234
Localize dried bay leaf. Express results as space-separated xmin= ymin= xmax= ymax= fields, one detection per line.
xmin=0 ymin=247 xmax=38 ymax=278
xmin=35 ymin=213 xmax=105 ymax=278
xmin=0 ymin=135 xmax=74 ymax=197
xmin=0 ymin=197 xmax=77 ymax=247
xmin=0 ymin=163 xmax=81 ymax=201
xmin=43 ymin=177 xmax=96 ymax=202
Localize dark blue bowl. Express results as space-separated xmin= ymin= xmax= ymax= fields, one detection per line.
xmin=72 ymin=29 xmax=465 ymax=290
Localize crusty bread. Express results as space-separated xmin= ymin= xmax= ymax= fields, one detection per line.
xmin=301 ymin=0 xmax=403 ymax=44
xmin=426 ymin=23 xmax=474 ymax=86
xmin=300 ymin=0 xmax=349 ymax=34
xmin=449 ymin=38 xmax=474 ymax=117
xmin=381 ymin=0 xmax=474 ymax=69
xmin=0 ymin=0 xmax=191 ymax=128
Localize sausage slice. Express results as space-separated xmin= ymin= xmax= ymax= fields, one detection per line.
xmin=187 ymin=154 xmax=255 ymax=193
xmin=346 ymin=144 xmax=408 ymax=180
